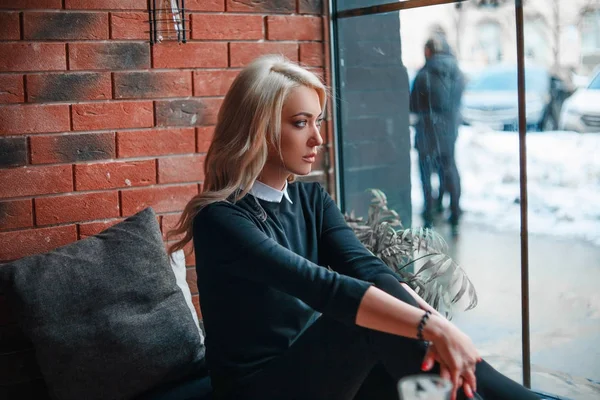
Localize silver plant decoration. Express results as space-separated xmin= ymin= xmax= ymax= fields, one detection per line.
xmin=345 ymin=189 xmax=478 ymax=318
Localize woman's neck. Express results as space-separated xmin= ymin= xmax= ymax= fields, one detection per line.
xmin=257 ymin=167 xmax=287 ymax=191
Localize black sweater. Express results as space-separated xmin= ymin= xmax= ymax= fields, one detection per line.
xmin=193 ymin=181 xmax=403 ymax=393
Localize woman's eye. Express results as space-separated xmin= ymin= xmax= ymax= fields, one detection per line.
xmin=294 ymin=120 xmax=308 ymax=128
xmin=316 ymin=119 xmax=324 ymax=128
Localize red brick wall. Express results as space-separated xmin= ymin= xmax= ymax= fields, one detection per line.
xmin=0 ymin=0 xmax=328 ymax=320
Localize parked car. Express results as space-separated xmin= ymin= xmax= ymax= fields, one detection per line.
xmin=559 ymin=68 xmax=600 ymax=133
xmin=460 ymin=64 xmax=573 ymax=131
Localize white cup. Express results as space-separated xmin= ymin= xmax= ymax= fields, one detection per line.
xmin=398 ymin=374 xmax=452 ymax=400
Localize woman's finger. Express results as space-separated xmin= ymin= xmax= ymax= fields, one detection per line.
xmin=463 ymin=382 xmax=474 ymax=399
xmin=464 ymin=368 xmax=477 ymax=393
xmin=439 ymin=363 xmax=451 ymax=381
xmin=438 ymin=364 xmax=459 ymax=400
xmin=421 ymin=346 xmax=436 ymax=371
xmin=451 ymin=369 xmax=461 ymax=392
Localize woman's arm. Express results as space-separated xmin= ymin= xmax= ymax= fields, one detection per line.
xmin=319 ymin=186 xmax=406 ymax=283
xmin=400 ymin=282 xmax=446 ymax=319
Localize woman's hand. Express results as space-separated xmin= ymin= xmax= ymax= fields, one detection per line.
xmin=421 ymin=316 xmax=481 ymax=399
xmin=422 ymin=344 xmax=477 ymax=400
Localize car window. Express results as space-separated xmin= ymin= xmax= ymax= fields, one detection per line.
xmin=467 ymin=68 xmax=548 ymax=92
xmin=588 ymin=72 xmax=600 ymax=89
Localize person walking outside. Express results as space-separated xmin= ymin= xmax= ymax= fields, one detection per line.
xmin=410 ymin=36 xmax=465 ymax=234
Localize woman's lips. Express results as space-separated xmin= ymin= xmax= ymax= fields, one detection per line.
xmin=302 ymin=154 xmax=317 ymax=163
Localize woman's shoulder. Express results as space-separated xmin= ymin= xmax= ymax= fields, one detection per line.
xmin=193 ymin=199 xmax=252 ymax=228
xmin=288 ymin=180 xmax=325 ymax=200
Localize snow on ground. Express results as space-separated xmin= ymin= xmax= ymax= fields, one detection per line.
xmin=411 ymin=126 xmax=600 ymax=246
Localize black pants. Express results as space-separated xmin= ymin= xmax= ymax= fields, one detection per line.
xmin=419 ymin=150 xmax=462 ymax=224
xmin=225 ymin=275 xmax=540 ymax=400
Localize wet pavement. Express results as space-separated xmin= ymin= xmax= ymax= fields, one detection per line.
xmin=414 ymin=215 xmax=600 ymax=399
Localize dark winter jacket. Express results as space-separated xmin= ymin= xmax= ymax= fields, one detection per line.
xmin=410 ymin=53 xmax=465 ymax=155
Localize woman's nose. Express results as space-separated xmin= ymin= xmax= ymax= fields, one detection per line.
xmin=309 ymin=124 xmax=323 ymax=147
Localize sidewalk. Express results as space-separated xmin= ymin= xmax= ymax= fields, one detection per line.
xmin=417 ymin=217 xmax=600 ymax=399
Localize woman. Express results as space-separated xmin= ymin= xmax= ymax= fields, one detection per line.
xmin=169 ymin=55 xmax=539 ymax=400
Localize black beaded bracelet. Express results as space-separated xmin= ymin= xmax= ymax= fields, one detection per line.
xmin=417 ymin=310 xmax=432 ymax=341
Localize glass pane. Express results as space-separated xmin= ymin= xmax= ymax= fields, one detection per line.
xmin=527 ymin=0 xmax=600 ymax=398
xmin=336 ymin=0 xmax=525 ymax=387
xmin=336 ymin=9 xmax=412 ymax=224
xmin=401 ymin=0 xmax=525 ymax=387
xmin=335 ymin=0 xmax=600 ymax=397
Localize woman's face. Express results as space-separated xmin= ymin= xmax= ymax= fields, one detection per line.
xmin=267 ymin=85 xmax=324 ymax=179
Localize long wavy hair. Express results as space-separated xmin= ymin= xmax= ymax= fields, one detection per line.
xmin=168 ymin=55 xmax=327 ymax=253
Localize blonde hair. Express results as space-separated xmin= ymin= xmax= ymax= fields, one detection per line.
xmin=168 ymin=55 xmax=327 ymax=253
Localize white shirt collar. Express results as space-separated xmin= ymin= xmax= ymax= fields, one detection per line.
xmin=249 ymin=180 xmax=293 ymax=204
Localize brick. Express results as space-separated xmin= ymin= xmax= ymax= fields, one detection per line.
xmin=182 ymin=240 xmax=195 ymax=266
xmin=27 ymin=72 xmax=111 ymax=102
xmin=69 ymin=42 xmax=149 ymax=70
xmin=65 ymin=0 xmax=146 ymax=9
xmin=72 ymin=101 xmax=153 ymax=131
xmin=79 ymin=218 xmax=123 ymax=239
xmin=0 ymin=12 xmax=20 ymax=40
xmin=0 ymin=104 xmax=69 ymax=135
xmin=110 ymin=12 xmax=147 ymax=40
xmin=0 ymin=75 xmax=24 ymax=104
xmin=0 ymin=199 xmax=33 ymax=231
xmin=0 ymin=0 xmax=61 ymax=9
xmin=299 ymin=0 xmax=323 ymax=14
xmin=0 ymin=137 xmax=27 ymax=168
xmin=30 ymin=132 xmax=116 ymax=164
xmin=75 ymin=159 xmax=156 ymax=191
xmin=0 ymin=225 xmax=77 ymax=262
xmin=192 ymin=294 xmax=201 ymax=318
xmin=196 ymin=126 xmax=214 ymax=153
xmin=266 ymin=16 xmax=322 ymax=41
xmin=191 ymin=14 xmax=263 ymax=40
xmin=226 ymin=0 xmax=294 ymax=13
xmin=0 ymin=165 xmax=72 ymax=199
xmin=121 ymin=184 xmax=197 ymax=216
xmin=186 ymin=0 xmax=223 ymax=11
xmin=153 ymin=42 xmax=227 ymax=69
xmin=229 ymin=42 xmax=298 ymax=67
xmin=117 ymin=128 xmax=195 ymax=158
xmin=158 ymin=154 xmax=205 ymax=184
xmin=193 ymin=69 xmax=238 ymax=97
xmin=0 ymin=43 xmax=66 ymax=73
xmin=155 ymin=98 xmax=221 ymax=127
xmin=23 ymin=12 xmax=108 ymax=40
xmin=161 ymin=212 xmax=183 ymax=241
xmin=300 ymin=42 xmax=324 ymax=67
xmin=186 ymin=267 xmax=198 ymax=294
xmin=114 ymin=71 xmax=192 ymax=99
xmin=36 ymin=192 xmax=119 ymax=225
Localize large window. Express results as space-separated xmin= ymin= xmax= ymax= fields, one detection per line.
xmin=581 ymin=9 xmax=600 ymax=53
xmin=580 ymin=8 xmax=600 ymax=72
xmin=332 ymin=0 xmax=600 ymax=398
xmin=475 ymin=20 xmax=503 ymax=63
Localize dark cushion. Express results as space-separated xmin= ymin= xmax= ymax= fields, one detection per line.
xmin=0 ymin=208 xmax=205 ymax=400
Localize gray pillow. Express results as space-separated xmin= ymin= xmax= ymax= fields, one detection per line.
xmin=0 ymin=208 xmax=204 ymax=400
